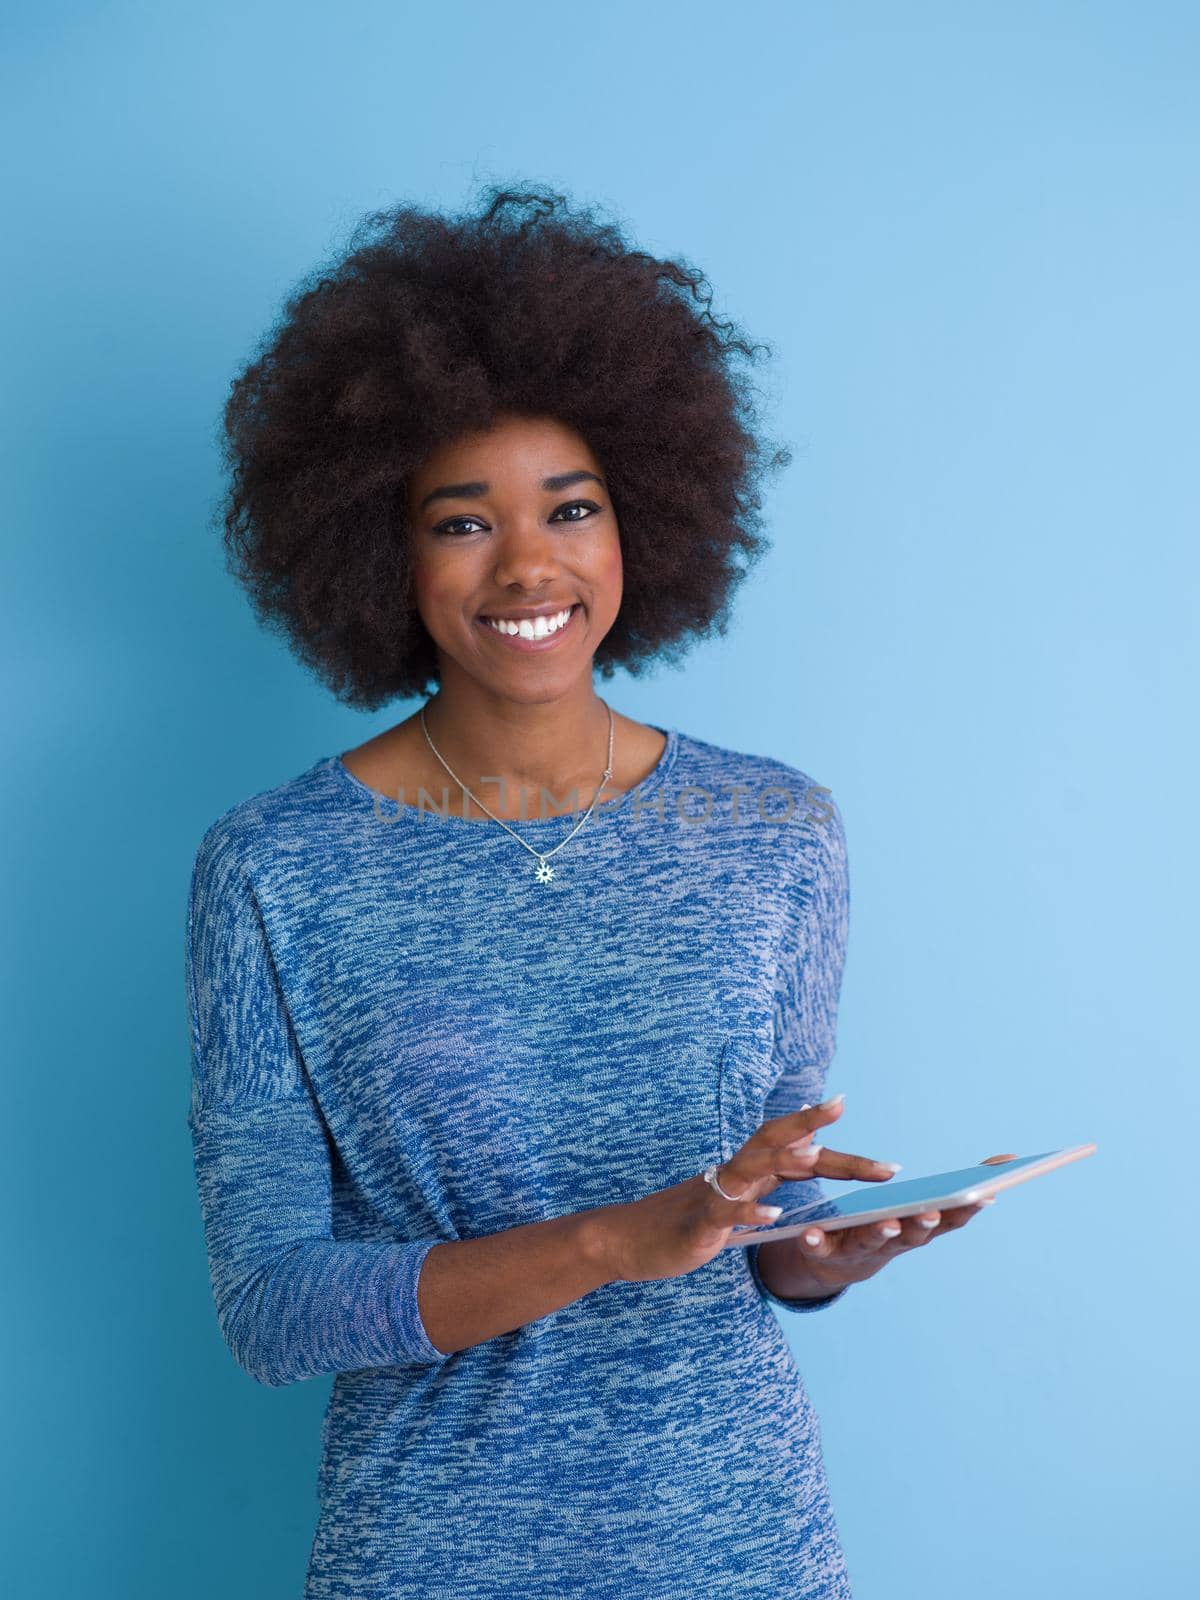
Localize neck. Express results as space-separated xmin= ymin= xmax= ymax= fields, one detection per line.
xmin=420 ymin=682 xmax=614 ymax=819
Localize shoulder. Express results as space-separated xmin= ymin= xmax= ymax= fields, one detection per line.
xmin=669 ymin=728 xmax=847 ymax=914
xmin=672 ymin=728 xmax=842 ymax=831
xmin=187 ymin=754 xmax=341 ymax=901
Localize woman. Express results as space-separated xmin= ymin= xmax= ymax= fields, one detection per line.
xmin=186 ymin=185 xmax=1010 ymax=1598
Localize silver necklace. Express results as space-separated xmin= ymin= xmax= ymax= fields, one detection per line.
xmin=418 ymin=700 xmax=615 ymax=885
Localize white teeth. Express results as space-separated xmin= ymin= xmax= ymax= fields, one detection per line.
xmin=485 ymin=606 xmax=574 ymax=639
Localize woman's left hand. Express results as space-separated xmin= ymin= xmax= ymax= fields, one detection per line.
xmin=770 ymin=1153 xmax=1018 ymax=1299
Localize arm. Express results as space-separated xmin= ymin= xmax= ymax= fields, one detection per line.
xmin=185 ymin=821 xmax=618 ymax=1387
xmin=746 ymin=791 xmax=852 ymax=1313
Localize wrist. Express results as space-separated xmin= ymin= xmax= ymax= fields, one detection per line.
xmin=577 ymin=1203 xmax=629 ymax=1287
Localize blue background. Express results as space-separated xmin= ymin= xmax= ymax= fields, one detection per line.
xmin=3 ymin=2 xmax=1195 ymax=1594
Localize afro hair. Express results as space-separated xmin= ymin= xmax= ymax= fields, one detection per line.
xmin=217 ymin=182 xmax=792 ymax=709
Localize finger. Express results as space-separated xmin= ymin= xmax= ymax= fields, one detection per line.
xmin=795 ymin=1224 xmax=835 ymax=1259
xmin=895 ymin=1210 xmax=942 ymax=1245
xmin=837 ymin=1217 xmax=905 ymax=1256
xmin=792 ymin=1142 xmax=902 ymax=1183
xmin=762 ymin=1095 xmax=902 ymax=1186
xmin=721 ymin=1090 xmax=903 ymax=1206
xmin=732 ymin=1192 xmax=792 ymax=1228
xmin=694 ymin=1156 xmax=787 ymax=1223
xmin=864 ymin=1199 xmax=985 ymax=1249
xmin=723 ymin=1095 xmax=852 ymax=1200
xmin=792 ymin=1220 xmax=897 ymax=1260
xmin=736 ymin=1134 xmax=900 ymax=1194
xmin=841 ymin=1196 xmax=993 ymax=1255
xmin=935 ymin=1201 xmax=986 ymax=1231
xmin=968 ymin=1152 xmax=1016 ymax=1208
xmin=697 ymin=1160 xmax=774 ymax=1209
xmin=743 ymin=1140 xmax=824 ymax=1192
xmin=764 ymin=1093 xmax=847 ymax=1144
xmin=744 ymin=1137 xmax=888 ymax=1185
xmin=822 ymin=1211 xmax=940 ymax=1254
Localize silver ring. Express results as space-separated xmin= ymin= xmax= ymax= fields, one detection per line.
xmin=702 ymin=1163 xmax=746 ymax=1202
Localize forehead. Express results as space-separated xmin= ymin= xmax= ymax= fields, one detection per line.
xmin=411 ymin=414 xmax=599 ymax=486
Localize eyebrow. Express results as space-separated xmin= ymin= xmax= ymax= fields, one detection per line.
xmin=418 ymin=469 xmax=607 ymax=514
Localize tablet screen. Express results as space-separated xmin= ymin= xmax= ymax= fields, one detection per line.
xmin=729 ymin=1150 xmax=1061 ymax=1238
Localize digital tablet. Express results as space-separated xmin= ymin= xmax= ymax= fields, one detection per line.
xmin=726 ymin=1143 xmax=1096 ymax=1247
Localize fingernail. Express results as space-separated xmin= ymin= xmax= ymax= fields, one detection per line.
xmin=880 ymin=1223 xmax=902 ymax=1237
xmin=803 ymin=1229 xmax=822 ymax=1246
xmin=821 ymin=1092 xmax=845 ymax=1108
xmin=878 ymin=1162 xmax=903 ymax=1174
xmin=918 ymin=1216 xmax=938 ymax=1228
xmin=758 ymin=1205 xmax=783 ymax=1220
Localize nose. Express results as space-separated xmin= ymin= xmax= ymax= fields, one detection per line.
xmin=489 ymin=520 xmax=564 ymax=593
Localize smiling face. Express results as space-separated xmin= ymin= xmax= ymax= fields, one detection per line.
xmin=405 ymin=413 xmax=624 ymax=704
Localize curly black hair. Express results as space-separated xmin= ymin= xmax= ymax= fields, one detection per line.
xmin=217 ymin=182 xmax=792 ymax=710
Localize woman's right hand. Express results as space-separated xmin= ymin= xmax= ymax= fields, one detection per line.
xmin=601 ymin=1095 xmax=901 ymax=1284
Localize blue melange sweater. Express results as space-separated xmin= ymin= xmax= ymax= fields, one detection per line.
xmin=185 ymin=726 xmax=854 ymax=1598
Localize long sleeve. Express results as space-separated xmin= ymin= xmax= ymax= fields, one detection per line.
xmin=184 ymin=818 xmax=449 ymax=1386
xmin=745 ymin=789 xmax=852 ymax=1314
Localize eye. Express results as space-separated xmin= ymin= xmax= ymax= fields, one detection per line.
xmin=431 ymin=500 xmax=602 ymax=537
xmin=550 ymin=499 xmax=601 ymax=524
xmin=431 ymin=515 xmax=487 ymax=537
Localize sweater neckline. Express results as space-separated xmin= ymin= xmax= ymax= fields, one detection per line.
xmin=325 ymin=724 xmax=679 ymax=830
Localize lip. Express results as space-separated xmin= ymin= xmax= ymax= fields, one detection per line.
xmin=477 ymin=601 xmax=580 ymax=620
xmin=475 ymin=602 xmax=583 ymax=653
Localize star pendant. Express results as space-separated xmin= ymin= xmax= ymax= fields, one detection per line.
xmin=534 ymin=858 xmax=555 ymax=885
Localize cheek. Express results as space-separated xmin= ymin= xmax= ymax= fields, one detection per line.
xmin=591 ymin=534 xmax=623 ymax=609
xmin=411 ymin=567 xmax=437 ymax=610
xmin=410 ymin=552 xmax=463 ymax=623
